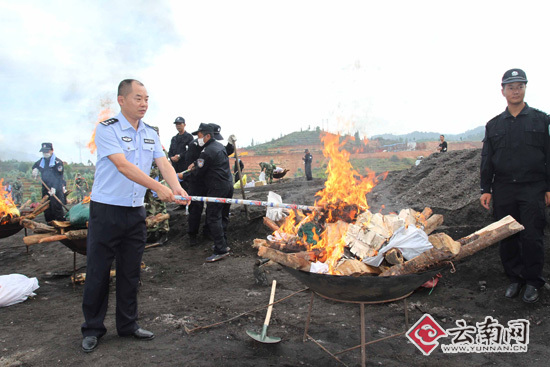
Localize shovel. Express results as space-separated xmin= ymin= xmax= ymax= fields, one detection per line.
xmin=246 ymin=280 xmax=281 ymax=343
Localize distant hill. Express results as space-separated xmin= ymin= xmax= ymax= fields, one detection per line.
xmin=245 ymin=129 xmax=322 ymax=151
xmin=372 ymin=126 xmax=485 ymax=143
xmin=245 ymin=126 xmax=485 ymax=150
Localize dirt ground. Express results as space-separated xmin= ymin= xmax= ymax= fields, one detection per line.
xmin=1 ymin=148 xmax=550 ymax=366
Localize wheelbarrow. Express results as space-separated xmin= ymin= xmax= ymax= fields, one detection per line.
xmin=273 ymin=169 xmax=289 ymax=180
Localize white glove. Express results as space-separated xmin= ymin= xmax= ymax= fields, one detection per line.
xmin=48 ymin=187 xmax=56 ymax=196
xmin=228 ymin=134 xmax=236 ymax=145
xmin=32 ymin=168 xmax=39 ymax=179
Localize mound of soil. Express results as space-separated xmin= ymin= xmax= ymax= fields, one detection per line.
xmin=1 ymin=150 xmax=549 ymax=367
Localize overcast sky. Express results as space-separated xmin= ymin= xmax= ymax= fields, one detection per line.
xmin=1 ymin=0 xmax=549 ymax=163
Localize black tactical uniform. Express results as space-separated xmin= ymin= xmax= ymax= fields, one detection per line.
xmin=191 ymin=124 xmax=234 ymax=255
xmin=481 ymin=103 xmax=550 ymax=289
xmin=168 ymin=131 xmax=193 ymax=173
xmin=185 ymin=138 xmax=209 ymax=240
xmin=32 ymin=148 xmax=65 ymax=222
xmin=186 ymin=130 xmax=234 ymax=242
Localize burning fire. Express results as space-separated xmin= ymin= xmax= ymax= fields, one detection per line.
xmin=88 ymin=107 xmax=114 ymax=154
xmin=276 ymin=132 xmax=387 ymax=273
xmin=0 ymin=178 xmax=19 ymax=225
xmin=82 ymin=196 xmax=91 ymax=204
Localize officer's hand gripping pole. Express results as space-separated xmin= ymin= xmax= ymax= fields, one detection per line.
xmin=39 ymin=178 xmax=70 ymax=212
xmin=174 ymin=195 xmax=319 ymax=212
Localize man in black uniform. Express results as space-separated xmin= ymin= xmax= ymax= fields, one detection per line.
xmin=303 ymin=149 xmax=313 ymax=181
xmin=185 ymin=124 xmax=235 ymax=247
xmin=190 ymin=123 xmax=234 ymax=262
xmin=480 ymin=68 xmax=550 ymax=303
xmin=437 ymin=135 xmax=448 ymax=153
xmin=168 ymin=116 xmax=193 ymax=174
xmin=31 ymin=142 xmax=66 ymax=222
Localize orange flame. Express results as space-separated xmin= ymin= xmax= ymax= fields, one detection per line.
xmin=88 ymin=108 xmax=114 ymax=154
xmin=277 ymin=132 xmax=385 ymax=274
xmin=82 ymin=196 xmax=91 ymax=204
xmin=0 ymin=179 xmax=19 ymax=224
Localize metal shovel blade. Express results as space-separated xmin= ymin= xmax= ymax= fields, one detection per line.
xmin=246 ymin=326 xmax=281 ymax=344
xmin=246 ymin=280 xmax=281 ymax=344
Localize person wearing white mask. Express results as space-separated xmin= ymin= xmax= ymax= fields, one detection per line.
xmin=31 ymin=142 xmax=66 ymax=222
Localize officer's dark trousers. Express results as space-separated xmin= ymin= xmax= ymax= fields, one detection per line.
xmin=206 ymin=184 xmax=234 ymax=254
xmin=82 ymin=201 xmax=146 ymax=338
xmin=493 ymin=181 xmax=546 ymax=288
xmin=188 ymin=180 xmax=207 ymax=236
xmin=305 ymin=164 xmax=312 ymax=181
xmin=42 ymin=186 xmax=65 ymax=222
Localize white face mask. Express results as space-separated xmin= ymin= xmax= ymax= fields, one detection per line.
xmin=43 ymin=152 xmax=52 ymax=159
xmin=197 ymin=138 xmax=205 ymax=147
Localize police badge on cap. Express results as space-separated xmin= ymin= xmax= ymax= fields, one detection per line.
xmin=502 ymin=68 xmax=528 ymax=85
xmin=39 ymin=142 xmax=53 ymax=152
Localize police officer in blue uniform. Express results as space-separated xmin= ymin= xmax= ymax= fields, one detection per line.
xmin=31 ymin=142 xmax=66 ymax=222
xmin=81 ymin=79 xmax=188 ymax=353
xmin=480 ymin=68 xmax=550 ymax=304
xmin=189 ymin=123 xmax=234 ymax=262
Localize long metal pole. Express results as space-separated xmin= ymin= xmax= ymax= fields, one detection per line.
xmin=175 ymin=195 xmax=318 ymax=212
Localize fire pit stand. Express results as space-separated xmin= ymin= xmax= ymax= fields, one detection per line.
xmin=302 ymin=291 xmax=411 ymax=367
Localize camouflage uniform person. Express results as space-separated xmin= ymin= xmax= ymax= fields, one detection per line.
xmin=12 ymin=178 xmax=23 ymax=206
xmin=75 ymin=174 xmax=89 ymax=202
xmin=144 ymin=127 xmax=170 ymax=244
xmin=259 ymin=160 xmax=275 ymax=184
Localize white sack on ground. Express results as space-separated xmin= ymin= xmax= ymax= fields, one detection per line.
xmin=363 ymin=226 xmax=433 ymax=266
xmin=0 ymin=274 xmax=39 ymax=307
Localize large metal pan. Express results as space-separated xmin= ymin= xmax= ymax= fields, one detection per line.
xmin=282 ymin=265 xmax=442 ymax=303
xmin=60 ymin=238 xmax=87 ymax=255
xmin=0 ymin=222 xmax=23 ymax=239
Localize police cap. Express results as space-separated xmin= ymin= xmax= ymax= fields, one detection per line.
xmin=39 ymin=142 xmax=53 ymax=152
xmin=174 ymin=116 xmax=186 ymax=124
xmin=502 ymin=68 xmax=528 ymax=85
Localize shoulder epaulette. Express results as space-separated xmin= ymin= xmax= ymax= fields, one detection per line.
xmin=531 ymin=108 xmax=550 ymax=119
xmin=100 ymin=118 xmax=118 ymax=126
xmin=143 ymin=122 xmax=155 ymax=130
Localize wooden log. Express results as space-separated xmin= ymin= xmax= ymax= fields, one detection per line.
xmin=23 ymin=233 xmax=56 ymax=246
xmin=423 ymin=214 xmax=444 ymax=235
xmin=380 ymin=215 xmax=524 ymax=276
xmin=252 ymin=238 xmax=305 ymax=253
xmin=65 ymin=229 xmax=88 ymax=240
xmin=379 ymin=246 xmax=456 ymax=277
xmin=384 ymin=248 xmax=404 ymax=265
xmin=23 ymin=201 xmax=50 ymax=220
xmin=420 ymin=207 xmax=433 ymax=220
xmin=20 ymin=218 xmax=57 ymax=233
xmin=453 ymin=215 xmax=524 ymax=261
xmin=50 ymin=220 xmax=72 ymax=229
xmin=428 ymin=233 xmax=461 ymax=255
xmin=257 ymin=246 xmax=311 ymax=271
xmin=263 ymin=217 xmax=280 ymax=232
xmin=38 ymin=234 xmax=67 ymax=243
xmin=334 ymin=259 xmax=381 ymax=276
xmin=145 ymin=213 xmax=170 ymax=228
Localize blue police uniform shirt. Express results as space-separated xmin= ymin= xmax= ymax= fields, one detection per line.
xmin=91 ymin=112 xmax=164 ymax=207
